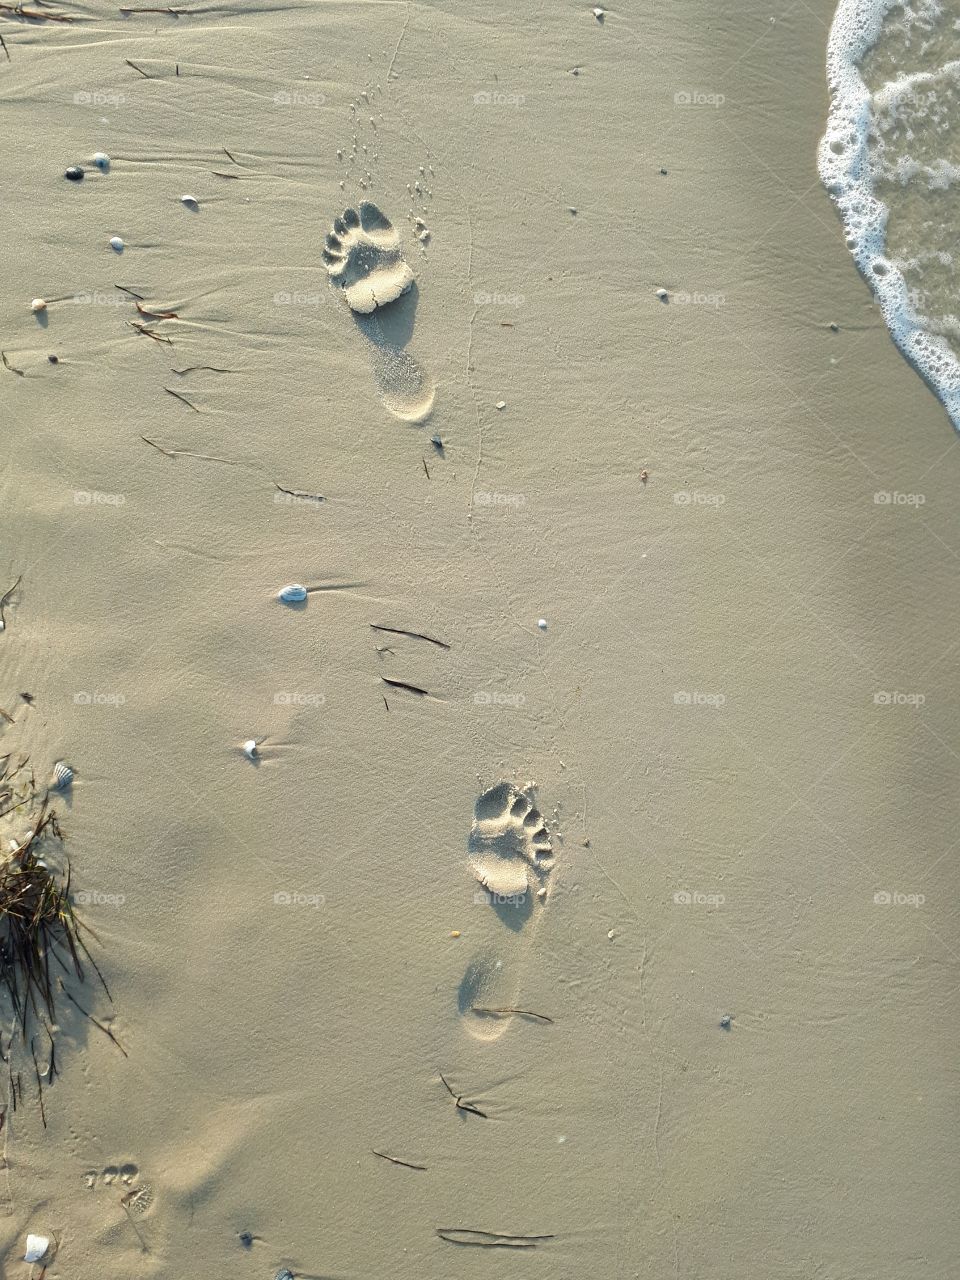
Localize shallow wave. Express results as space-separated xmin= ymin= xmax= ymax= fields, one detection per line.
xmin=819 ymin=0 xmax=960 ymax=428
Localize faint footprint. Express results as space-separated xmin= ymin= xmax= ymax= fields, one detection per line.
xmin=322 ymin=200 xmax=435 ymax=422
xmin=85 ymin=1162 xmax=141 ymax=1191
xmin=460 ymin=782 xmax=556 ymax=1043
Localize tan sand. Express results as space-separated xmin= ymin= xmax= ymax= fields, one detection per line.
xmin=0 ymin=0 xmax=958 ymax=1276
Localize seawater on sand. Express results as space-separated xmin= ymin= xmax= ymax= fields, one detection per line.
xmin=820 ymin=0 xmax=960 ymax=427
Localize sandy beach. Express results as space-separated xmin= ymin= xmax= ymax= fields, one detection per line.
xmin=0 ymin=1 xmax=958 ymax=1276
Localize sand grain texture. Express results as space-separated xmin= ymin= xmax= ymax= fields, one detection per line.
xmin=0 ymin=1 xmax=957 ymax=1277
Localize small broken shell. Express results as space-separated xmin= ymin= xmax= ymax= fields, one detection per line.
xmin=277 ymin=583 xmax=308 ymax=603
xmin=31 ymin=298 xmax=47 ymax=313
xmin=92 ymin=151 xmax=110 ymax=171
xmin=180 ymin=194 xmax=200 ymax=210
xmin=109 ymin=236 xmax=124 ymax=252
xmin=242 ymin=740 xmax=258 ymax=760
xmin=52 ymin=761 xmax=74 ymax=790
xmin=24 ymin=1234 xmax=50 ymax=1264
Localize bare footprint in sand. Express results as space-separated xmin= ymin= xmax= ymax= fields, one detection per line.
xmin=322 ymin=201 xmax=435 ymax=422
xmin=459 ymin=782 xmax=555 ymax=1043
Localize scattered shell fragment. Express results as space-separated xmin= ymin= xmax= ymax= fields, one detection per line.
xmin=242 ymin=740 xmax=258 ymax=760
xmin=24 ymin=1235 xmax=49 ymax=1264
xmin=537 ymin=619 xmax=548 ymax=631
xmin=277 ymin=583 xmax=308 ymax=603
xmin=593 ymin=6 xmax=606 ymax=19
xmin=656 ymin=287 xmax=669 ymax=301
xmin=720 ymin=1013 xmax=732 ymax=1030
xmin=180 ymin=194 xmax=200 ymax=210
xmin=31 ymin=298 xmax=47 ymax=313
xmin=52 ymin=761 xmax=74 ymax=790
xmin=449 ymin=930 xmax=461 ymax=938
xmin=109 ymin=236 xmax=124 ymax=253
xmin=275 ymin=1270 xmax=294 ymax=1280
xmin=495 ymin=400 xmax=506 ymax=410
xmin=64 ymin=166 xmax=84 ymax=181
xmin=92 ymin=152 xmax=110 ymax=172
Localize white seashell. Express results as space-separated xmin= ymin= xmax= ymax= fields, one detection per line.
xmin=93 ymin=151 xmax=110 ymax=171
xmin=537 ymin=618 xmax=548 ymax=630
xmin=24 ymin=1235 xmax=49 ymax=1263
xmin=242 ymin=740 xmax=258 ymax=760
xmin=8 ymin=840 xmax=17 ymax=852
xmin=31 ymin=298 xmax=47 ymax=313
xmin=656 ymin=287 xmax=669 ymax=301
xmin=495 ymin=400 xmax=506 ymax=410
xmin=180 ymin=194 xmax=200 ymax=210
xmin=277 ymin=583 xmax=308 ymax=603
xmin=109 ymin=236 xmax=124 ymax=252
xmin=52 ymin=761 xmax=74 ymax=789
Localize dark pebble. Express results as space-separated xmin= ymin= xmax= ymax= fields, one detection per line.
xmin=660 ymin=167 xmax=668 ymax=175
xmin=47 ymin=355 xmax=58 ymax=364
xmin=238 ymin=1232 xmax=253 ymax=1248
xmin=65 ymin=166 xmax=84 ymax=181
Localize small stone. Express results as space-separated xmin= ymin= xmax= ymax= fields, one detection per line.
xmin=238 ymin=1231 xmax=253 ymax=1248
xmin=593 ymin=6 xmax=605 ymax=20
xmin=92 ymin=152 xmax=110 ymax=172
xmin=829 ymin=322 xmax=839 ymax=332
xmin=64 ymin=166 xmax=84 ymax=181
xmin=660 ymin=167 xmax=668 ymax=175
xmin=537 ymin=887 xmax=547 ymax=900
xmin=656 ymin=287 xmax=669 ymax=301
xmin=607 ymin=929 xmax=616 ymax=939
xmin=31 ymin=298 xmax=47 ymax=313
xmin=449 ymin=930 xmax=461 ymax=938
xmin=720 ymin=1014 xmax=732 ymax=1030
xmin=495 ymin=400 xmax=506 ymax=410
xmin=180 ymin=193 xmax=200 ymax=210
xmin=47 ymin=354 xmax=58 ymax=364
xmin=109 ymin=236 xmax=124 ymax=253
xmin=537 ymin=618 xmax=548 ymax=631
xmin=430 ymin=434 xmax=443 ymax=452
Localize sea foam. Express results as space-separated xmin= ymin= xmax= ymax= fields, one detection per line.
xmin=819 ymin=0 xmax=960 ymax=428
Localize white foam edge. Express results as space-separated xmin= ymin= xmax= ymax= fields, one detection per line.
xmin=818 ymin=0 xmax=960 ymax=429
